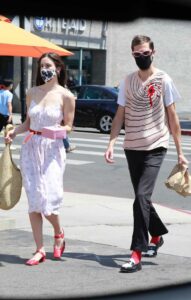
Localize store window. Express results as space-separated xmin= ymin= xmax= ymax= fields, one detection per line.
xmin=63 ymin=49 xmax=92 ymax=87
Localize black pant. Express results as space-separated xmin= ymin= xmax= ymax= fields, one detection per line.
xmin=0 ymin=113 xmax=12 ymax=132
xmin=124 ymin=147 xmax=168 ymax=252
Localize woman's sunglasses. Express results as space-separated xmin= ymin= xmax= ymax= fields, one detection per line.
xmin=132 ymin=50 xmax=152 ymax=58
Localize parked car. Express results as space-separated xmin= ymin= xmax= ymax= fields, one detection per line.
xmin=70 ymin=84 xmax=119 ymax=134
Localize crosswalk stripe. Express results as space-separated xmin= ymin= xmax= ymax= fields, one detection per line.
xmin=66 ymin=159 xmax=94 ymax=165
xmin=70 ymin=138 xmax=122 ymax=144
xmin=1 ymin=135 xmax=190 ymax=165
xmin=10 ymin=154 xmax=94 ymax=165
xmin=70 ymin=150 xmax=125 ymax=158
xmin=71 ymin=142 xmax=123 ymax=150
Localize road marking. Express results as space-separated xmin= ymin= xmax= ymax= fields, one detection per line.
xmin=0 ymin=135 xmax=190 ymax=165
xmin=66 ymin=159 xmax=94 ymax=165
xmin=71 ymin=138 xmax=123 ymax=144
xmin=71 ymin=142 xmax=123 ymax=150
xmin=70 ymin=150 xmax=125 ymax=158
xmin=8 ymin=153 xmax=95 ymax=165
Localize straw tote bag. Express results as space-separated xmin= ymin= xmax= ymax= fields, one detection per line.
xmin=0 ymin=124 xmax=22 ymax=210
xmin=165 ymin=163 xmax=191 ymax=197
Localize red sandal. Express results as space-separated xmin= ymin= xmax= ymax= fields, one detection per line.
xmin=26 ymin=249 xmax=46 ymax=266
xmin=53 ymin=229 xmax=65 ymax=259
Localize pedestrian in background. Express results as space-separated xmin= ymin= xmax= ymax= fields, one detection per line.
xmin=0 ymin=78 xmax=13 ymax=132
xmin=63 ymin=135 xmax=76 ymax=153
xmin=5 ymin=52 xmax=75 ymax=266
xmin=104 ymin=35 xmax=188 ymax=273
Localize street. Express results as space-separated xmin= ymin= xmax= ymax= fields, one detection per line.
xmin=3 ymin=128 xmax=191 ymax=212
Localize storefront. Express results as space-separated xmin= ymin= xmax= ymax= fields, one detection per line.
xmin=31 ymin=17 xmax=107 ymax=87
xmin=1 ymin=16 xmax=191 ymax=116
xmin=0 ymin=16 xmax=108 ymax=115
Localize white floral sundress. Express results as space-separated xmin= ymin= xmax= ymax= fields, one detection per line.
xmin=20 ymin=100 xmax=66 ymax=216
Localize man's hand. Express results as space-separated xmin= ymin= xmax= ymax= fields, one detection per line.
xmin=104 ymin=147 xmax=115 ymax=163
xmin=178 ymin=154 xmax=189 ymax=167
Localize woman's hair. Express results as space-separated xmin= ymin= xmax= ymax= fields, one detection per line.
xmin=36 ymin=52 xmax=67 ymax=87
xmin=131 ymin=35 xmax=154 ymax=51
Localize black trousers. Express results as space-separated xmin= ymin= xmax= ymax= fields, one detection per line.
xmin=124 ymin=147 xmax=168 ymax=252
xmin=0 ymin=113 xmax=12 ymax=132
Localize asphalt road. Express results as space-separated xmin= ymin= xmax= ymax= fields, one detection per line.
xmin=67 ymin=129 xmax=191 ymax=212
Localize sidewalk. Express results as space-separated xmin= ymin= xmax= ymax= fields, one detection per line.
xmin=1 ymin=189 xmax=191 ymax=299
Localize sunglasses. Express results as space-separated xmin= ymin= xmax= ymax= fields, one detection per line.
xmin=132 ymin=50 xmax=152 ymax=58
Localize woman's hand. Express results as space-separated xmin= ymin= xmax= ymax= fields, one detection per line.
xmin=4 ymin=129 xmax=16 ymax=144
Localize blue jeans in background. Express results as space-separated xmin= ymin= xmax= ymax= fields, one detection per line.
xmin=63 ymin=136 xmax=70 ymax=150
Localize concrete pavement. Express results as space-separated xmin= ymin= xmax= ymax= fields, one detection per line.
xmin=0 ymin=113 xmax=191 ymax=299
xmin=1 ymin=189 xmax=191 ymax=299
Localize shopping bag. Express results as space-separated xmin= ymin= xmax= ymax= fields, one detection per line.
xmin=0 ymin=124 xmax=22 ymax=210
xmin=165 ymin=163 xmax=191 ymax=197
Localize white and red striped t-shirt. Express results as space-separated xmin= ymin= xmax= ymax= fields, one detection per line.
xmin=117 ymin=68 xmax=181 ymax=151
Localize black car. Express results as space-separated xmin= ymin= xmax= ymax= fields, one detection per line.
xmin=70 ymin=84 xmax=119 ymax=134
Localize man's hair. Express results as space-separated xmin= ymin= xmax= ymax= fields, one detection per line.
xmin=131 ymin=35 xmax=154 ymax=51
xmin=2 ymin=78 xmax=13 ymax=87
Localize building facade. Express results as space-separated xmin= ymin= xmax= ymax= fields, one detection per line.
xmin=1 ymin=16 xmax=191 ymax=117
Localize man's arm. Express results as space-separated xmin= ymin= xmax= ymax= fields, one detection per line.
xmin=166 ymin=103 xmax=188 ymax=165
xmin=104 ymin=105 xmax=125 ymax=163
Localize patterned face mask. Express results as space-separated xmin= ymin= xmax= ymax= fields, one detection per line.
xmin=40 ymin=68 xmax=56 ymax=83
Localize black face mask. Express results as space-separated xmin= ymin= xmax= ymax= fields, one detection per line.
xmin=135 ymin=55 xmax=153 ymax=70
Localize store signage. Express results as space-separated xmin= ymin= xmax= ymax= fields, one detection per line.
xmin=33 ymin=17 xmax=86 ymax=34
xmin=33 ymin=17 xmax=45 ymax=31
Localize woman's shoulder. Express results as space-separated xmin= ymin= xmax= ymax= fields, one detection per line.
xmin=27 ymin=86 xmax=38 ymax=96
xmin=60 ymin=86 xmax=76 ymax=100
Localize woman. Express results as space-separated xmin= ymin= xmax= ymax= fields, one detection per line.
xmin=5 ymin=52 xmax=76 ymax=266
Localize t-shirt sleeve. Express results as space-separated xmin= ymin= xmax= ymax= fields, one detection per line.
xmin=7 ymin=91 xmax=13 ymax=103
xmin=117 ymin=79 xmax=126 ymax=107
xmin=163 ymin=75 xmax=181 ymax=107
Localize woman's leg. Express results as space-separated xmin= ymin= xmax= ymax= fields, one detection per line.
xmin=27 ymin=212 xmax=45 ymax=261
xmin=29 ymin=212 xmax=44 ymax=249
xmin=45 ymin=214 xmax=64 ymax=248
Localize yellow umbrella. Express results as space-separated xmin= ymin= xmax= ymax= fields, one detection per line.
xmin=0 ymin=15 xmax=73 ymax=57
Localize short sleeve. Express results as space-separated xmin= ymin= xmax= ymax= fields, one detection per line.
xmin=117 ymin=79 xmax=126 ymax=107
xmin=6 ymin=90 xmax=13 ymax=103
xmin=163 ymin=75 xmax=181 ymax=107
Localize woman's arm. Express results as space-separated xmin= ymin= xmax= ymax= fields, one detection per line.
xmin=62 ymin=90 xmax=76 ymax=133
xmin=5 ymin=89 xmax=32 ymax=143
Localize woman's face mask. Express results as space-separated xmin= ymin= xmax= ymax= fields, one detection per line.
xmin=40 ymin=68 xmax=56 ymax=83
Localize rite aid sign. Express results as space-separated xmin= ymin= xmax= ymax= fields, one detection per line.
xmin=33 ymin=17 xmax=86 ymax=34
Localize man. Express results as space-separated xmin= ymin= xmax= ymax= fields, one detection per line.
xmin=104 ymin=35 xmax=188 ymax=273
xmin=0 ymin=78 xmax=13 ymax=132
